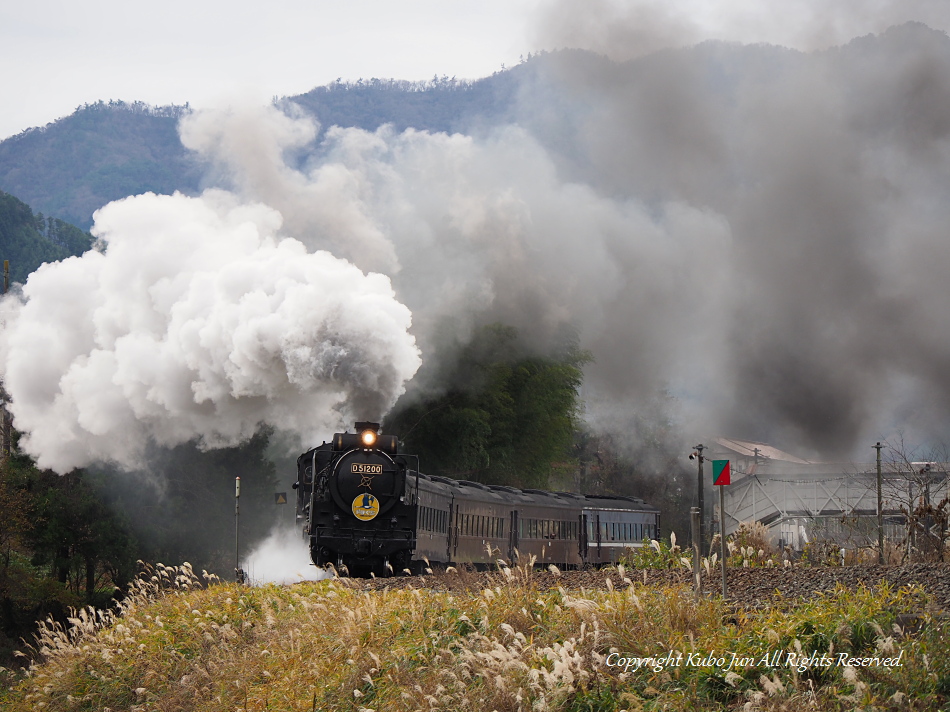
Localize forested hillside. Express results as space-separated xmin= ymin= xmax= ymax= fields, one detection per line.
xmin=281 ymin=68 xmax=526 ymax=135
xmin=0 ymin=191 xmax=94 ymax=283
xmin=0 ymin=430 xmax=281 ymax=665
xmin=0 ymin=102 xmax=202 ymax=231
xmin=0 ymin=59 xmax=544 ymax=230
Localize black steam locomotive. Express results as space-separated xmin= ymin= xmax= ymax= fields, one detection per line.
xmin=294 ymin=422 xmax=660 ymax=576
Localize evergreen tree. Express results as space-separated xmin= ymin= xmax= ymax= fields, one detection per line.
xmin=385 ymin=324 xmax=590 ymax=489
xmin=0 ymin=191 xmax=94 ymax=283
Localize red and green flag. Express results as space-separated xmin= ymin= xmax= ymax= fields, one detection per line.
xmin=712 ymin=460 xmax=730 ymax=486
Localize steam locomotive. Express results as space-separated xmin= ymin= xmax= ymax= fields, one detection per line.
xmin=294 ymin=422 xmax=660 ymax=576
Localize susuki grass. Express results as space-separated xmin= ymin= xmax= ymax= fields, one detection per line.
xmin=0 ymin=560 xmax=947 ymax=711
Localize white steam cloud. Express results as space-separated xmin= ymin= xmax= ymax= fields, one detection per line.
xmin=244 ymin=526 xmax=330 ymax=585
xmin=179 ymin=105 xmax=733 ymax=398
xmin=6 ymin=8 xmax=950 ymax=472
xmin=0 ymin=189 xmax=420 ymax=472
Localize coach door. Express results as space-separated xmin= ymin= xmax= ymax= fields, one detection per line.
xmin=595 ymin=514 xmax=603 ymax=562
xmin=579 ymin=513 xmax=589 ymax=564
xmin=508 ymin=510 xmax=519 ymax=563
xmin=449 ymin=503 xmax=459 ymax=561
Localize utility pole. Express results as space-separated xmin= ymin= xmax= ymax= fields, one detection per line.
xmin=235 ymin=476 xmax=244 ymax=583
xmin=874 ymin=442 xmax=884 ymax=564
xmin=690 ymin=506 xmax=701 ymax=601
xmin=720 ymin=481 xmax=727 ymax=597
xmin=692 ymin=444 xmax=706 ymax=555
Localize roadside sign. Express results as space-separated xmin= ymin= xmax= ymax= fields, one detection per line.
xmin=712 ymin=460 xmax=730 ymax=486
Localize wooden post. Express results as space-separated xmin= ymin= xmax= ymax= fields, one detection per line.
xmin=691 ymin=506 xmax=701 ymax=600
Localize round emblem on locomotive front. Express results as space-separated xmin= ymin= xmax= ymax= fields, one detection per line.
xmin=351 ymin=493 xmax=380 ymax=521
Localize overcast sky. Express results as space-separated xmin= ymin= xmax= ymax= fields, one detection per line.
xmin=0 ymin=0 xmax=539 ymax=140
xmin=5 ymin=1 xmax=950 ymax=140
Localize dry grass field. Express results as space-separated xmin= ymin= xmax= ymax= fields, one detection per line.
xmin=0 ymin=561 xmax=947 ymax=711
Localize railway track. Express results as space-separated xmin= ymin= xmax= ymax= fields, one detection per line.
xmin=327 ymin=562 xmax=950 ymax=610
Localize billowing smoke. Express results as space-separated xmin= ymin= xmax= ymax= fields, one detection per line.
xmin=6 ymin=9 xmax=950 ymax=471
xmin=179 ymin=104 xmax=733 ymax=400
xmin=0 ymin=189 xmax=420 ymax=472
xmin=170 ymin=15 xmax=950 ymax=458
xmin=512 ymin=16 xmax=950 ymax=455
xmin=532 ymin=0 xmax=950 ymax=59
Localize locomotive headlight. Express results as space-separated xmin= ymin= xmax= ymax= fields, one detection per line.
xmin=360 ymin=429 xmax=377 ymax=448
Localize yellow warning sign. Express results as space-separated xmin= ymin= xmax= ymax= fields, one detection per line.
xmin=274 ymin=492 xmax=288 ymax=504
xmin=352 ymin=493 xmax=380 ymax=521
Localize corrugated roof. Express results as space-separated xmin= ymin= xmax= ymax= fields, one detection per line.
xmin=714 ymin=437 xmax=813 ymax=464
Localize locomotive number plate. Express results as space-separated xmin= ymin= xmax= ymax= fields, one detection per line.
xmin=351 ymin=463 xmax=383 ymax=474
